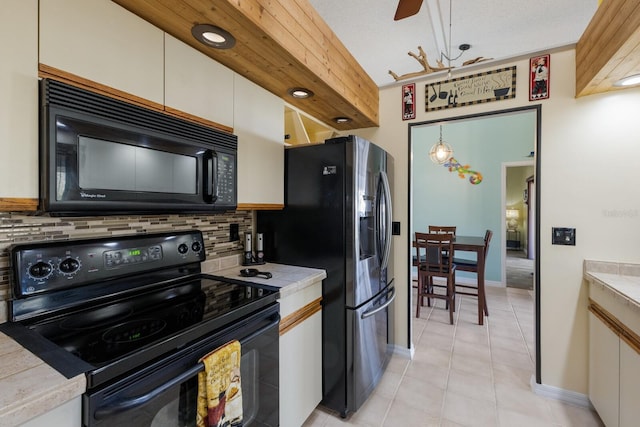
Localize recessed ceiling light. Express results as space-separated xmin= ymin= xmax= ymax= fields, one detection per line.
xmin=288 ymin=87 xmax=314 ymax=99
xmin=614 ymin=74 xmax=640 ymax=87
xmin=191 ymin=24 xmax=236 ymax=49
xmin=334 ymin=117 xmax=351 ymax=124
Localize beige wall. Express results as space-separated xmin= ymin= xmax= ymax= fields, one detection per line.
xmin=354 ymin=48 xmax=640 ymax=395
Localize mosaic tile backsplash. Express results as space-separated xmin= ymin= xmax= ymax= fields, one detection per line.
xmin=0 ymin=211 xmax=252 ymax=323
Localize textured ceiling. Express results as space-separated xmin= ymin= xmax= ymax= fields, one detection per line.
xmin=310 ymin=0 xmax=599 ymax=87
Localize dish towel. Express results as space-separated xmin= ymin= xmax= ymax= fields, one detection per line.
xmin=196 ymin=340 xmax=243 ymax=427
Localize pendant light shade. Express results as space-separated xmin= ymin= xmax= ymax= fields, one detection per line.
xmin=429 ymin=125 xmax=453 ymax=164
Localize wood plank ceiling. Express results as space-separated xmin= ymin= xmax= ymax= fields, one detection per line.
xmin=576 ymin=0 xmax=640 ymax=97
xmin=113 ymin=0 xmax=379 ymax=130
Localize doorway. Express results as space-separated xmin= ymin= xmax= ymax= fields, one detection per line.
xmin=504 ymin=164 xmax=535 ymax=290
xmin=408 ymin=105 xmax=541 ymax=382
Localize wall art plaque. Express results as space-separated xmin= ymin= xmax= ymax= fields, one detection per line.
xmin=425 ymin=66 xmax=516 ymax=112
xmin=402 ymin=83 xmax=416 ymax=120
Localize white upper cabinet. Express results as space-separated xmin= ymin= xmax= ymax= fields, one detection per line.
xmin=39 ymin=0 xmax=164 ymax=105
xmin=233 ymin=75 xmax=284 ymax=206
xmin=0 ymin=0 xmax=38 ymax=200
xmin=164 ymin=35 xmax=234 ymax=129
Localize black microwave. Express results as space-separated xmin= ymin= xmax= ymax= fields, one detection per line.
xmin=40 ymin=79 xmax=237 ymax=216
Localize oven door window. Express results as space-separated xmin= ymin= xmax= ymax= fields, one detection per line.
xmin=86 ymin=315 xmax=279 ymax=427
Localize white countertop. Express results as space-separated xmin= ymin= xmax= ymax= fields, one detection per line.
xmin=207 ymin=262 xmax=327 ymax=299
xmin=0 ymin=259 xmax=325 ymax=426
xmin=0 ymin=332 xmax=86 ymax=427
xmin=584 ymin=260 xmax=640 ymax=309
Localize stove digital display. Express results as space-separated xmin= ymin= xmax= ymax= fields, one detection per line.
xmin=104 ymin=245 xmax=162 ymax=269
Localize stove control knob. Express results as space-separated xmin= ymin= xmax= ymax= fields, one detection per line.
xmin=28 ymin=261 xmax=53 ymax=279
xmin=178 ymin=243 xmax=189 ymax=254
xmin=191 ymin=241 xmax=202 ymax=253
xmin=59 ymin=258 xmax=81 ymax=274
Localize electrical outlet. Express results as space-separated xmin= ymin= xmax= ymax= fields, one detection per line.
xmin=230 ymin=223 xmax=239 ymax=242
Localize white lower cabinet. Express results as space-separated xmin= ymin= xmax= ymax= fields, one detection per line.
xmin=19 ymin=397 xmax=81 ymax=427
xmin=279 ymin=284 xmax=323 ymax=427
xmin=589 ymin=311 xmax=620 ymax=427
xmin=620 ymin=339 xmax=640 ymax=426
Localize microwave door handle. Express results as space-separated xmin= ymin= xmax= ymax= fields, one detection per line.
xmin=94 ymin=316 xmax=280 ymax=419
xmin=205 ymin=151 xmax=218 ymax=202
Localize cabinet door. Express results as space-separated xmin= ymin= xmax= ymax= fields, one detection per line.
xmin=589 ymin=312 xmax=619 ymax=427
xmin=19 ymin=397 xmax=81 ymax=427
xmin=39 ymin=0 xmax=164 ymax=104
xmin=279 ymin=283 xmax=322 ymax=427
xmin=620 ymin=339 xmax=640 ymax=427
xmin=0 ymin=0 xmax=38 ymax=199
xmin=164 ymin=34 xmax=234 ymax=129
xmin=233 ymin=75 xmax=284 ymax=205
xmin=279 ymin=311 xmax=322 ymax=427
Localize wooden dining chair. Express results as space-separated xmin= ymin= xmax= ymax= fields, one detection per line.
xmin=428 ymin=225 xmax=456 ymax=262
xmin=415 ymin=232 xmax=456 ymax=324
xmin=412 ymin=226 xmax=456 ymax=289
xmin=452 ymin=229 xmax=493 ymax=317
xmin=428 ymin=225 xmax=456 ymax=237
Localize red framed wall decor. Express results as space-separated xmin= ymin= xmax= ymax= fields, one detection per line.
xmin=402 ymin=83 xmax=416 ymax=120
xmin=530 ymin=54 xmax=550 ymax=101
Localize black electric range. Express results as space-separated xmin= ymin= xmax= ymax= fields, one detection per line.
xmin=1 ymin=231 xmax=280 ymax=390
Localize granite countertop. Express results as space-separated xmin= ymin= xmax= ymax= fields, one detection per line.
xmin=0 ymin=332 xmax=86 ymax=427
xmin=205 ymin=262 xmax=327 ymax=299
xmin=0 ymin=258 xmax=325 ymax=426
xmin=584 ymin=260 xmax=640 ymax=308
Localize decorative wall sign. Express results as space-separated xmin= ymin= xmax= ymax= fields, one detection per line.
xmin=402 ymin=83 xmax=416 ymax=120
xmin=425 ymin=66 xmax=516 ymax=111
xmin=529 ymin=54 xmax=550 ymax=101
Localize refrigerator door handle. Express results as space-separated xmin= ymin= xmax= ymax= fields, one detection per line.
xmin=379 ymin=170 xmax=393 ymax=270
xmin=361 ymin=285 xmax=396 ymax=319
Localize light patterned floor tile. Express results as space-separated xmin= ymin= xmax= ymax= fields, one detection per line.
xmin=303 ymin=290 xmax=602 ymax=427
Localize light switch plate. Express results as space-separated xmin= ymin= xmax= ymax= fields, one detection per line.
xmin=392 ymin=221 xmax=401 ymax=236
xmin=552 ymin=227 xmax=576 ymax=245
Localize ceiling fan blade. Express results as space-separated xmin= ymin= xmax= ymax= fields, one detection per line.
xmin=394 ymin=0 xmax=424 ymax=20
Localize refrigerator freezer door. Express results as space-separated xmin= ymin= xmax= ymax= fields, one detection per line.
xmin=346 ymin=283 xmax=395 ymax=413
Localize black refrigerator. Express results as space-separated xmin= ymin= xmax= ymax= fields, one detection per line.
xmin=258 ymin=135 xmax=395 ymax=417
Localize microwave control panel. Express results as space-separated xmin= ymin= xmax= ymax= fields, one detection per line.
xmin=216 ymin=152 xmax=236 ymax=205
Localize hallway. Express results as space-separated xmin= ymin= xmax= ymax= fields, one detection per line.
xmin=303 ymin=287 xmax=602 ymax=426
xmin=506 ymin=250 xmax=534 ymax=290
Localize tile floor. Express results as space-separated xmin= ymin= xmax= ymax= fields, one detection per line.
xmin=302 ymin=286 xmax=604 ymax=427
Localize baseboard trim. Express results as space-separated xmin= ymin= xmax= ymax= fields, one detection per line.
xmin=392 ymin=344 xmax=414 ymax=359
xmin=530 ymin=376 xmax=594 ymax=409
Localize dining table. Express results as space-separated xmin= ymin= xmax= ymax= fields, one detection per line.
xmin=413 ymin=234 xmax=487 ymax=325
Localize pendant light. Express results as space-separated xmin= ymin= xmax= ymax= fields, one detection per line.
xmin=429 ymin=125 xmax=453 ymax=164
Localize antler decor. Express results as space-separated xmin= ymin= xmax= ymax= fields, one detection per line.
xmin=389 ymin=46 xmax=451 ymax=82
xmin=389 ymin=46 xmax=494 ymax=82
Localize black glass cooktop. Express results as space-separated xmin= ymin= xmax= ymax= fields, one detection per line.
xmin=11 ymin=274 xmax=278 ymax=387
xmin=29 ymin=275 xmax=276 ymax=364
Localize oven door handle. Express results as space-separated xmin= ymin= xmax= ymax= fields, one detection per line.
xmin=93 ymin=315 xmax=279 ymax=420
